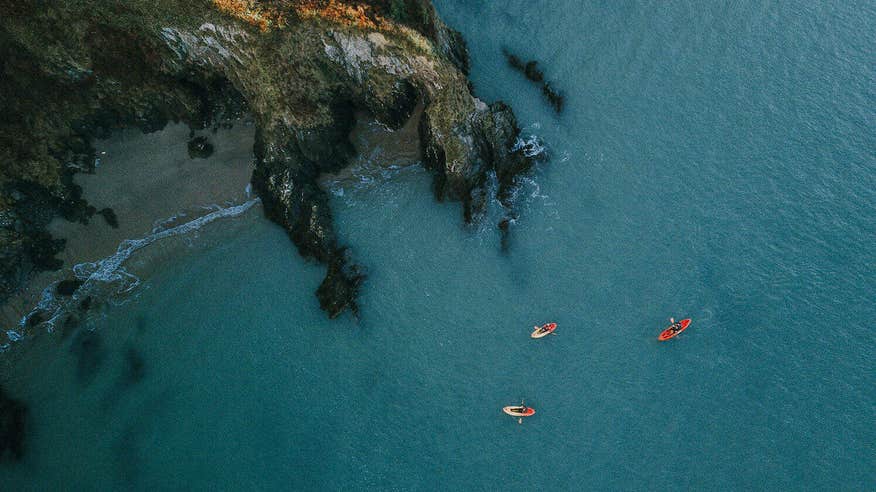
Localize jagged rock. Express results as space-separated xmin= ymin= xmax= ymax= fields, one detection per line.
xmin=498 ymin=217 xmax=512 ymax=251
xmin=542 ymin=82 xmax=565 ymax=113
xmin=78 ymin=296 xmax=92 ymax=312
xmin=0 ymin=385 xmax=27 ymax=461
xmin=503 ymin=49 xmax=564 ymax=113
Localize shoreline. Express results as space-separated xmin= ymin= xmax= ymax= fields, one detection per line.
xmin=1 ymin=109 xmax=429 ymax=349
xmin=1 ymin=120 xmax=256 ymax=341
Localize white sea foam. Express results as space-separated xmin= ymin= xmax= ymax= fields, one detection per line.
xmin=513 ymin=134 xmax=547 ymax=158
xmin=6 ymin=198 xmax=260 ymax=344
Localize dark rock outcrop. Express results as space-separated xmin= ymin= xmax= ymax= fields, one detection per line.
xmin=0 ymin=385 xmax=27 ymax=461
xmin=503 ymin=48 xmax=564 ymax=113
xmin=187 ymin=136 xmax=214 ymax=159
xmin=97 ymin=207 xmax=119 ymax=228
xmin=122 ymin=347 xmax=146 ymax=386
xmin=56 ymin=279 xmax=84 ymax=296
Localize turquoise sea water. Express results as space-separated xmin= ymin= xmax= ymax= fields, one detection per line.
xmin=2 ymin=1 xmax=874 ymax=489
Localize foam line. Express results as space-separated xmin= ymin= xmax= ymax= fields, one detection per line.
xmin=6 ymin=198 xmax=260 ymax=343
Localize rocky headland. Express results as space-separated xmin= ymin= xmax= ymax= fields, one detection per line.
xmin=0 ymin=0 xmax=542 ymax=323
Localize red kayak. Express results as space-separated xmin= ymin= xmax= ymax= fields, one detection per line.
xmin=531 ymin=322 xmax=557 ymax=339
xmin=658 ymin=318 xmax=691 ymax=341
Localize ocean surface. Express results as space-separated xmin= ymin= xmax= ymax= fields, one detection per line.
xmin=2 ymin=1 xmax=874 ymax=489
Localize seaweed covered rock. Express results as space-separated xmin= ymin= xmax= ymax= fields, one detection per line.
xmin=503 ymin=48 xmax=565 ymax=113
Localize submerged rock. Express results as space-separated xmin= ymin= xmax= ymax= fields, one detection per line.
xmin=56 ymin=278 xmax=83 ymax=296
xmin=0 ymin=385 xmax=27 ymax=461
xmin=541 ymin=82 xmax=565 ymax=113
xmin=187 ymin=136 xmax=214 ymax=159
xmin=503 ymin=48 xmax=564 ymax=113
xmin=97 ymin=207 xmax=119 ymax=228
xmin=135 ymin=315 xmax=148 ymax=333
xmin=524 ymin=61 xmax=545 ymax=83
xmin=71 ymin=329 xmax=106 ymax=385
xmin=122 ymin=347 xmax=146 ymax=386
xmin=79 ymin=296 xmax=93 ymax=312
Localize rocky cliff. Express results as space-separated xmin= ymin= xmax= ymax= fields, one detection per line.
xmin=0 ymin=0 xmax=538 ymax=319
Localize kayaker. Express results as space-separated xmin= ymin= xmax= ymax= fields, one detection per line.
xmin=669 ymin=317 xmax=681 ymax=332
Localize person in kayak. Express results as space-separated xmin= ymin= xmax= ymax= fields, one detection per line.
xmin=668 ymin=317 xmax=682 ymax=333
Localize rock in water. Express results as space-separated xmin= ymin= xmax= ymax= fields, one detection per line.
xmin=56 ymin=278 xmax=84 ymax=296
xmin=503 ymin=48 xmax=565 ymax=113
xmin=122 ymin=347 xmax=146 ymax=386
xmin=97 ymin=207 xmax=119 ymax=228
xmin=187 ymin=136 xmax=214 ymax=159
xmin=542 ymin=83 xmax=565 ymax=113
xmin=524 ymin=61 xmax=544 ymax=83
xmin=316 ymin=252 xmax=364 ymax=319
xmin=71 ymin=329 xmax=106 ymax=385
xmin=0 ymin=386 xmax=27 ymax=461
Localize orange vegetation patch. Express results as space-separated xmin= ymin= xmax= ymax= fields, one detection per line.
xmin=212 ymin=1 xmax=400 ymax=32
xmin=212 ymin=0 xmax=288 ymax=31
xmin=293 ymin=0 xmax=389 ymax=30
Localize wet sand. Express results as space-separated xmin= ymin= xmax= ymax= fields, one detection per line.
xmin=0 ymin=120 xmax=256 ymax=330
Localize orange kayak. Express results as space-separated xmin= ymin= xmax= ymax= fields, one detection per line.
xmin=658 ymin=318 xmax=691 ymax=341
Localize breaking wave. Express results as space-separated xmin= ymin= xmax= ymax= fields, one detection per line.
xmin=1 ymin=198 xmax=260 ymax=351
xmin=513 ymin=133 xmax=547 ymax=159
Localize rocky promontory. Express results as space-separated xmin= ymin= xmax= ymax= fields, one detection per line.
xmin=0 ymin=0 xmax=539 ymax=320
